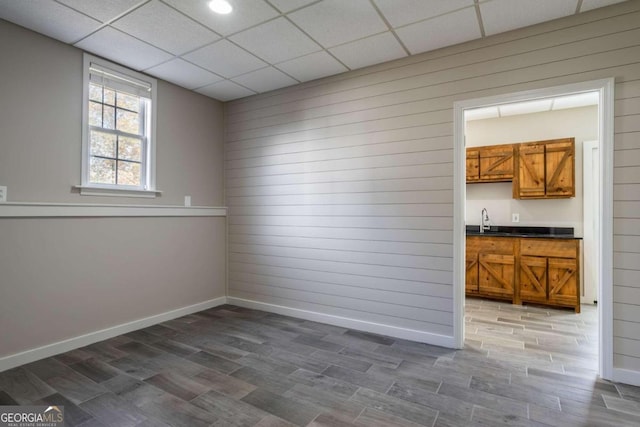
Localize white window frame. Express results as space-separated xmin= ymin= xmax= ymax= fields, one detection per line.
xmin=79 ymin=54 xmax=160 ymax=198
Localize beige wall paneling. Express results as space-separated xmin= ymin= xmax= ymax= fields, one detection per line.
xmin=0 ymin=20 xmax=227 ymax=368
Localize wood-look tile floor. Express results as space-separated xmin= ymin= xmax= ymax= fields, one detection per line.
xmin=1 ymin=300 xmax=639 ymax=426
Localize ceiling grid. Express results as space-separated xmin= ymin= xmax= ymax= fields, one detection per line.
xmin=0 ymin=0 xmax=628 ymax=101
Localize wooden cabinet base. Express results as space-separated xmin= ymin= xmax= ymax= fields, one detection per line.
xmin=466 ymin=236 xmax=580 ymax=313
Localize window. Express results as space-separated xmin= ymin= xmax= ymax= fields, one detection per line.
xmin=80 ymin=54 xmax=158 ymax=197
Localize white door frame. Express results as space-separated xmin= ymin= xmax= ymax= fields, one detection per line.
xmin=583 ymin=140 xmax=600 ymax=306
xmin=452 ymin=78 xmax=615 ymax=380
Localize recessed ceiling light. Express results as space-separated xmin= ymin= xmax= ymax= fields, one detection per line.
xmin=208 ymin=0 xmax=232 ymax=14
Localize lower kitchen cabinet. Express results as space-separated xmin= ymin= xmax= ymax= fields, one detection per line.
xmin=466 ymin=236 xmax=516 ymax=301
xmin=466 ymin=236 xmax=580 ymax=312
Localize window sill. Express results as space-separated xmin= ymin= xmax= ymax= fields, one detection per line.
xmin=74 ymin=185 xmax=162 ymax=198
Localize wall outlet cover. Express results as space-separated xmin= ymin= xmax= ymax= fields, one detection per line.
xmin=512 ymin=213 xmax=520 ymax=223
xmin=0 ymin=186 xmax=6 ymax=203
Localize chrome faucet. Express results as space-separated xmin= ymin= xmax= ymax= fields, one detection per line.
xmin=481 ymin=208 xmax=490 ymax=233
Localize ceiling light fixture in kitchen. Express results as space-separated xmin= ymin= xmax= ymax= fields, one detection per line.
xmin=208 ymin=0 xmax=232 ymax=14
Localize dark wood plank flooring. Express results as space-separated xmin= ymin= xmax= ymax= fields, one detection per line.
xmin=1 ymin=300 xmax=639 ymax=426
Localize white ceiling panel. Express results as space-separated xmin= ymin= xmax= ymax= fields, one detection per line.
xmin=396 ymin=7 xmax=481 ymax=55
xmin=499 ymin=99 xmax=553 ymax=116
xmin=56 ymin=0 xmax=144 ymax=23
xmin=183 ymin=39 xmax=266 ymax=78
xmin=112 ymin=1 xmax=219 ymax=55
xmin=581 ymin=0 xmax=627 ymax=11
xmin=288 ymin=0 xmax=387 ymax=47
xmin=146 ymin=58 xmax=223 ymax=89
xmin=481 ymin=0 xmax=578 ymax=36
xmin=230 ymin=17 xmax=320 ymax=64
xmin=162 ymin=0 xmax=278 ymax=36
xmin=268 ymin=0 xmax=318 ymax=13
xmin=552 ymin=92 xmax=599 ymax=110
xmin=0 ymin=0 xmax=100 ymax=43
xmin=465 ymin=106 xmax=500 ymax=121
xmin=329 ymin=32 xmax=406 ymax=70
xmin=196 ymin=80 xmax=256 ymax=101
xmin=232 ymin=67 xmax=298 ymax=93
xmin=75 ymin=26 xmax=173 ymax=70
xmin=373 ymin=0 xmax=474 ymax=28
xmin=277 ymin=51 xmax=348 ymax=82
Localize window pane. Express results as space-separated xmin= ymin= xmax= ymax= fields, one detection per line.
xmin=89 ymin=101 xmax=102 ymax=127
xmin=104 ymin=88 xmax=115 ymax=106
xmin=116 ymin=109 xmax=139 ymax=134
xmin=90 ymin=131 xmax=116 ymax=158
xmin=89 ymin=84 xmax=102 ymax=102
xmin=117 ymin=160 xmax=141 ymax=186
xmin=103 ymin=105 xmax=115 ymax=129
xmin=117 ymin=92 xmax=139 ymax=112
xmin=118 ymin=136 xmax=142 ymax=161
xmin=90 ymin=157 xmax=115 ymax=184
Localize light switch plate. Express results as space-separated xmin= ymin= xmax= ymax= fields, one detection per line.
xmin=0 ymin=186 xmax=6 ymax=203
xmin=512 ymin=213 xmax=520 ymax=223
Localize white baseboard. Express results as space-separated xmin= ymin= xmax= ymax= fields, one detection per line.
xmin=227 ymin=297 xmax=455 ymax=348
xmin=612 ymin=368 xmax=640 ymax=387
xmin=0 ymin=296 xmax=227 ymax=373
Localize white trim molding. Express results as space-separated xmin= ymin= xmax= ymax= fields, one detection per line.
xmin=227 ymin=297 xmax=456 ymax=348
xmin=0 ymin=297 xmax=227 ymax=373
xmin=0 ymin=202 xmax=227 ymax=218
xmin=452 ymin=78 xmax=615 ymax=379
xmin=613 ymin=368 xmax=640 ymax=388
xmin=75 ymin=185 xmax=162 ymax=198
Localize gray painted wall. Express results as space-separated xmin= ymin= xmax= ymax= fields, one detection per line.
xmin=225 ymin=1 xmax=640 ymax=372
xmin=0 ymin=20 xmax=226 ymax=358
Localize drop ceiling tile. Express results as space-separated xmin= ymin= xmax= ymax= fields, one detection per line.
xmin=277 ymin=51 xmax=348 ymax=82
xmin=465 ymin=106 xmax=499 ymax=121
xmin=56 ymin=0 xmax=144 ymax=23
xmin=329 ymin=32 xmax=406 ymax=70
xmin=268 ymin=0 xmax=318 ymax=13
xmin=196 ymin=80 xmax=256 ymax=101
xmin=0 ymin=0 xmax=100 ymax=43
xmin=499 ymin=99 xmax=553 ymax=116
xmin=580 ymin=0 xmax=627 ymax=12
xmin=396 ymin=7 xmax=481 ymax=55
xmin=183 ymin=39 xmax=266 ymax=78
xmin=230 ymin=17 xmax=320 ymax=64
xmin=146 ymin=58 xmax=223 ymax=89
xmin=75 ymin=26 xmax=173 ymax=70
xmin=162 ymin=0 xmax=278 ymax=36
xmin=288 ymin=0 xmax=387 ymax=47
xmin=373 ymin=0 xmax=474 ymax=27
xmin=480 ymin=0 xmax=578 ymax=36
xmin=232 ymin=67 xmax=298 ymax=93
xmin=552 ymin=92 xmax=599 ymax=110
xmin=112 ymin=0 xmax=219 ymax=55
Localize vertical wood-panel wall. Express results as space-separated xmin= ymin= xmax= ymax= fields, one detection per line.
xmin=225 ymin=1 xmax=640 ymax=369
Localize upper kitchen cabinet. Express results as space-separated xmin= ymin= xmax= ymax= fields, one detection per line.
xmin=466 ymin=144 xmax=514 ymax=183
xmin=514 ymin=138 xmax=575 ymax=199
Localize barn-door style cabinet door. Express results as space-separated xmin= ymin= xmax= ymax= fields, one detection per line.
xmin=519 ymin=238 xmax=580 ymax=312
xmin=466 ymin=148 xmax=480 ymax=182
xmin=466 ymin=236 xmax=516 ymax=301
xmin=514 ymin=138 xmax=575 ymax=199
xmin=479 ymin=144 xmax=515 ymax=182
xmin=465 ymin=237 xmax=481 ymax=294
xmin=466 ymin=144 xmax=514 ymax=183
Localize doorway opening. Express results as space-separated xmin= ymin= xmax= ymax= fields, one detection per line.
xmin=452 ymin=79 xmax=615 ymax=380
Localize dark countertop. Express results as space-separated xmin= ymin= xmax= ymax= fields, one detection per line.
xmin=466 ymin=225 xmax=581 ymax=239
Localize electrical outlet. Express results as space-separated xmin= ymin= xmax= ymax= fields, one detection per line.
xmin=184 ymin=195 xmax=191 ymax=207
xmin=0 ymin=186 xmax=6 ymax=203
xmin=512 ymin=213 xmax=520 ymax=223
